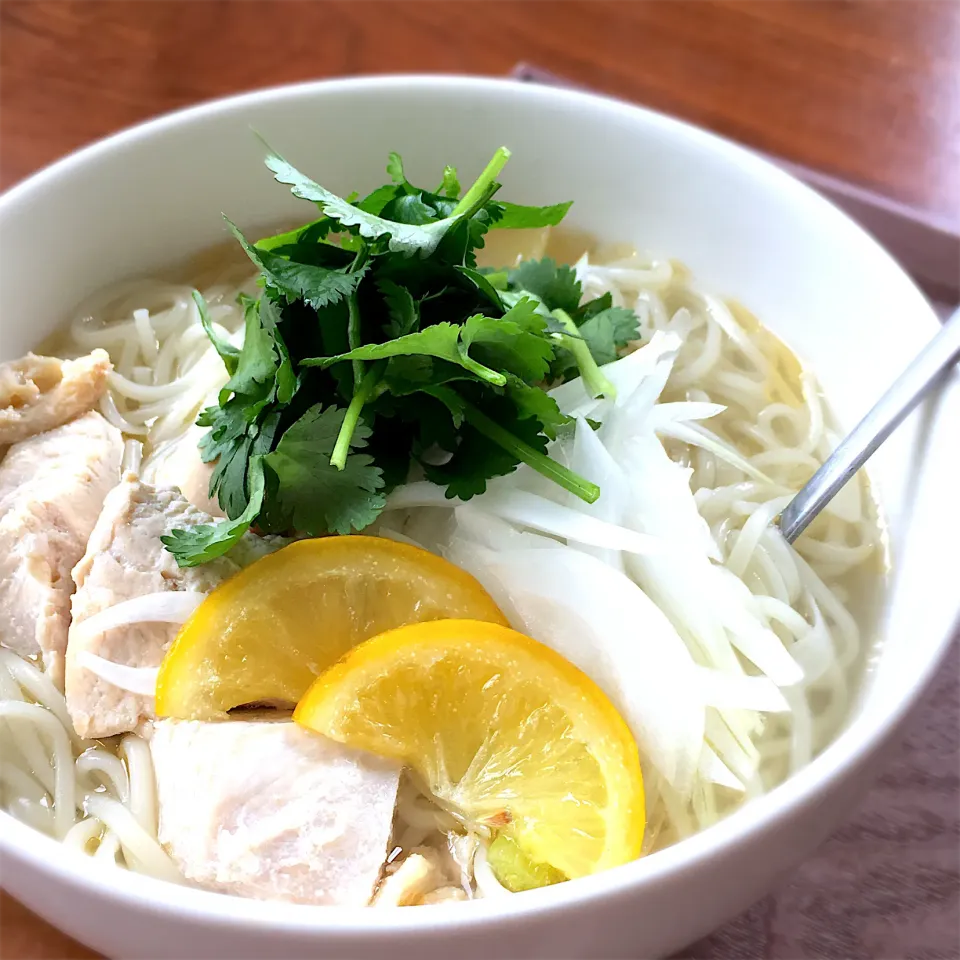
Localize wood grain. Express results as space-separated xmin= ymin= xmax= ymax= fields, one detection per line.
xmin=2 ymin=0 xmax=959 ymax=221
xmin=1 ymin=2 xmax=957 ymax=958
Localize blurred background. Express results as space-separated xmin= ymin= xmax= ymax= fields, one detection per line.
xmin=1 ymin=2 xmax=958 ymax=958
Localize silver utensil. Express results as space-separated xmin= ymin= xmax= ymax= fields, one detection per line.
xmin=778 ymin=305 xmax=960 ymax=543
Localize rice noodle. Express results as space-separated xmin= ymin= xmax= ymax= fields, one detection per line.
xmin=0 ymin=650 xmax=174 ymax=878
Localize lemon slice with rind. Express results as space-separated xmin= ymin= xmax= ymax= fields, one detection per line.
xmin=155 ymin=537 xmax=508 ymax=720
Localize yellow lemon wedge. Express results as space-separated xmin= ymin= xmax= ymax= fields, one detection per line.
xmin=155 ymin=537 xmax=508 ymax=720
xmin=294 ymin=619 xmax=645 ymax=882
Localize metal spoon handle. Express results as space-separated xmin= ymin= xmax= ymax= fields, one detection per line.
xmin=779 ymin=305 xmax=960 ymax=544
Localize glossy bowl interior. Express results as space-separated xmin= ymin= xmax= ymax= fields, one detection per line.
xmin=1 ymin=76 xmax=957 ymax=960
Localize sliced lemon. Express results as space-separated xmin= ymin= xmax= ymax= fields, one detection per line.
xmin=155 ymin=537 xmax=508 ymax=720
xmin=294 ymin=619 xmax=645 ymax=882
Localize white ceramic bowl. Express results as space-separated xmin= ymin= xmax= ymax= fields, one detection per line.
xmin=1 ymin=76 xmax=957 ymax=960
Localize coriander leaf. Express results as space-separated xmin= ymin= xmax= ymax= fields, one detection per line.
xmin=162 ymin=457 xmax=266 ymax=567
xmin=500 ymin=288 xmax=552 ymax=319
xmin=491 ymin=200 xmax=573 ymax=230
xmin=577 ymin=306 xmax=642 ymax=365
xmin=259 ymin=240 xmax=354 ymax=270
xmin=258 ymin=293 xmax=303 ymax=402
xmin=263 ymin=149 xmax=455 ymax=256
xmin=193 ymin=290 xmax=239 ymax=376
xmin=197 ymin=403 xmax=247 ymax=454
xmin=423 ymin=425 xmax=520 ymax=499
xmin=355 ymin=183 xmax=402 ymax=215
xmin=197 ymin=407 xmax=246 ymax=514
xmin=306 ymin=322 xmax=509 ymax=387
xmin=420 ymin=384 xmax=466 ymax=429
xmin=377 ymin=279 xmax=419 ymax=336
xmin=420 ymin=390 xmax=552 ymax=500
xmin=454 ymin=266 xmax=504 ymax=312
xmin=212 ymin=432 xmax=254 ymax=518
xmin=575 ymin=291 xmax=613 ymax=322
xmin=417 ymin=192 xmax=457 ymax=219
xmin=379 ymin=357 xmax=475 ymax=399
xmin=254 ymin=217 xmax=337 ymax=252
xmin=386 ymin=151 xmax=406 ymax=184
xmin=226 ymin=217 xmax=367 ymax=310
xmin=264 ymin=405 xmax=386 ymax=535
xmin=380 ymin=193 xmax=438 ymax=225
xmin=506 ymin=378 xmax=571 ymax=440
xmin=496 ymin=296 xmax=550 ymax=335
xmin=254 ymin=462 xmax=292 ymax=535
xmin=456 ymin=393 xmax=598 ymax=502
xmin=508 ymin=258 xmax=582 ymax=315
xmin=440 ymin=165 xmax=461 ymax=198
xmin=461 ymin=308 xmax=554 ymax=383
xmin=257 ymin=294 xmax=282 ymax=333
xmin=222 ymin=296 xmax=276 ymax=403
xmin=432 ymin=202 xmax=499 ymax=269
xmin=380 ymin=355 xmax=436 ymax=390
xmin=254 ymin=406 xmax=282 ymax=452
xmin=478 ymin=268 xmax=509 ymax=290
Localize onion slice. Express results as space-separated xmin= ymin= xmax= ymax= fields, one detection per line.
xmin=69 ymin=592 xmax=206 ymax=645
xmin=76 ymin=654 xmax=159 ymax=697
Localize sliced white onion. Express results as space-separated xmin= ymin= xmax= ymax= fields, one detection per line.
xmin=698 ymin=745 xmax=744 ymax=792
xmin=470 ymin=488 xmax=672 ymax=557
xmin=568 ymin=417 xmax=631 ymax=570
xmin=69 ymin=592 xmax=206 ymax=645
xmin=647 ymin=401 xmax=726 ymax=427
xmin=691 ymin=665 xmax=790 ymax=713
xmin=76 ymin=654 xmax=159 ymax=697
xmin=656 ymin=421 xmax=772 ymax=483
xmin=384 ymin=481 xmax=455 ymax=512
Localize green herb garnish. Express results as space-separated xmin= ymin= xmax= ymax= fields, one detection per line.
xmin=162 ymin=145 xmax=642 ymax=566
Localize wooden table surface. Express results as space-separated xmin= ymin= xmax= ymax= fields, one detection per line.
xmin=1 ymin=2 xmax=958 ymax=957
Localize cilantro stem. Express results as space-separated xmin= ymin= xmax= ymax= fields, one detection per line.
xmin=330 ymin=365 xmax=381 ymax=471
xmin=346 ymin=292 xmax=364 ymax=388
xmin=450 ymin=147 xmax=511 ymax=219
xmin=553 ymin=309 xmax=617 ymax=400
xmin=460 ymin=400 xmax=600 ymax=504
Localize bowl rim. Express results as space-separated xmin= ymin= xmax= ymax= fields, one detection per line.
xmin=0 ymin=72 xmax=954 ymax=937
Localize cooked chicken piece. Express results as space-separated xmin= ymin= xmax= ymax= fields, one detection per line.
xmin=0 ymin=411 xmax=122 ymax=685
xmin=373 ymin=850 xmax=449 ymax=907
xmin=150 ymin=719 xmax=401 ymax=905
xmin=65 ymin=476 xmax=274 ymax=738
xmin=140 ymin=423 xmax=223 ymax=517
xmin=0 ymin=350 xmax=112 ymax=444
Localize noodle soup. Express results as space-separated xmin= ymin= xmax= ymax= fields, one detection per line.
xmin=0 ymin=148 xmax=885 ymax=908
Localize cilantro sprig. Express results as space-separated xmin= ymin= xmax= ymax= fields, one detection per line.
xmin=163 ymin=145 xmax=642 ymax=566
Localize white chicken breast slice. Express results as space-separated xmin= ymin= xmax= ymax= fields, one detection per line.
xmin=65 ymin=475 xmax=279 ymax=738
xmin=150 ymin=719 xmax=401 ymax=905
xmin=0 ymin=350 xmax=112 ymax=444
xmin=0 ymin=411 xmax=122 ymax=685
